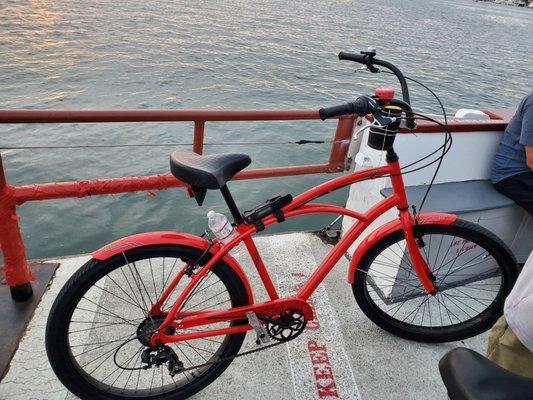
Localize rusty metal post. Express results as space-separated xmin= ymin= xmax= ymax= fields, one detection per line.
xmin=0 ymin=152 xmax=34 ymax=301
xmin=193 ymin=121 xmax=205 ymax=154
xmin=328 ymin=116 xmax=356 ymax=172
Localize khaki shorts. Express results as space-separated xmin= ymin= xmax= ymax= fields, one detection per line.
xmin=486 ymin=315 xmax=533 ymax=378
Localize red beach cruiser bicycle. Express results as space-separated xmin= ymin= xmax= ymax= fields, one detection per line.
xmin=46 ymin=50 xmax=518 ymax=400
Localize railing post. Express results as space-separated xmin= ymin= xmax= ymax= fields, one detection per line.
xmin=328 ymin=116 xmax=356 ymax=172
xmin=0 ymin=152 xmax=34 ymax=301
xmin=193 ymin=121 xmax=205 ymax=154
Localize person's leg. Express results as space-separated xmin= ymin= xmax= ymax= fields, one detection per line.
xmin=493 ymin=171 xmax=533 ymax=216
xmin=486 ymin=315 xmax=533 ymax=378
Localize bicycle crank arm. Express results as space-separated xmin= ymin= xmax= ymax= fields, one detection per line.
xmin=246 ymin=311 xmax=270 ymax=344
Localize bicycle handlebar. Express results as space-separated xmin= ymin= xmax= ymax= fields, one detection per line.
xmin=338 ymin=50 xmax=411 ymax=105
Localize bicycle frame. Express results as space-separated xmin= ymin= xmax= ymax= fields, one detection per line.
xmin=124 ymin=156 xmax=442 ymax=346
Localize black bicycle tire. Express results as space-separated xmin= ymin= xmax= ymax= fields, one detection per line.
xmin=352 ymin=219 xmax=518 ymax=343
xmin=46 ymin=244 xmax=249 ymax=400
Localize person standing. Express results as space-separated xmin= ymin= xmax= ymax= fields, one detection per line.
xmin=491 ymin=91 xmax=533 ymax=216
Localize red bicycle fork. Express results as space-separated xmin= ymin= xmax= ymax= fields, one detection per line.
xmin=389 ymin=164 xmax=437 ymax=295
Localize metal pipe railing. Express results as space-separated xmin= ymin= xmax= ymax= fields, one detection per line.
xmin=0 ymin=108 xmax=354 ymax=301
xmin=0 ymin=109 xmax=320 ymax=123
xmin=0 ymin=107 xmax=510 ymax=301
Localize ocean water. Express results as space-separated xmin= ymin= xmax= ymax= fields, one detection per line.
xmin=0 ymin=0 xmax=532 ymax=259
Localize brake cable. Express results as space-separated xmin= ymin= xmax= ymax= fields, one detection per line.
xmin=374 ymin=70 xmax=451 ymax=216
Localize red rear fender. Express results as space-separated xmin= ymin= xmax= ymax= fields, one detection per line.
xmin=347 ymin=212 xmax=457 ymax=283
xmin=92 ymin=231 xmax=254 ymax=302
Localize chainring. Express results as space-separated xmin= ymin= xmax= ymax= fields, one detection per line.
xmin=264 ymin=308 xmax=307 ymax=342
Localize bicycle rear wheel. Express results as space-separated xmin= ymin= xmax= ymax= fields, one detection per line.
xmin=46 ymin=244 xmax=249 ymax=400
xmin=352 ymin=219 xmax=518 ymax=342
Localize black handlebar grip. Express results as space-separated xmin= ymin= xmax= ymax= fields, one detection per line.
xmin=319 ymin=103 xmax=356 ymax=120
xmin=338 ymin=51 xmax=366 ymax=64
xmin=319 ymin=97 xmax=373 ymax=120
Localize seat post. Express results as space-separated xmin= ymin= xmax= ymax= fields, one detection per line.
xmin=220 ymin=185 xmax=243 ymax=224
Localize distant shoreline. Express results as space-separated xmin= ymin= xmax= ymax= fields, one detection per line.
xmin=475 ymin=0 xmax=532 ymax=7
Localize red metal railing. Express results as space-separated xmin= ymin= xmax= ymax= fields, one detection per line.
xmin=0 ymin=107 xmax=511 ymax=300
xmin=0 ymin=108 xmax=355 ymax=299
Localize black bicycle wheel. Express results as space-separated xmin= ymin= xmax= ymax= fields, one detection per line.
xmin=353 ymin=219 xmax=518 ymax=342
xmin=46 ymin=244 xmax=249 ymax=400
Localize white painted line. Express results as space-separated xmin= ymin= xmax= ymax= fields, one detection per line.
xmin=267 ymin=233 xmax=361 ymax=400
xmin=277 ymin=272 xmax=361 ymax=400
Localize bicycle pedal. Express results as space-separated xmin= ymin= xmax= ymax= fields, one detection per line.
xmin=246 ymin=311 xmax=270 ymax=344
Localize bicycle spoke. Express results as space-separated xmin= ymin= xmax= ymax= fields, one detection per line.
xmin=105 ymin=272 xmax=147 ymax=314
xmin=360 ymin=268 xmax=423 ymax=291
xmin=438 ymin=247 xmax=487 ymax=276
xmin=80 ymin=296 xmax=140 ymax=328
xmin=433 ymin=235 xmax=457 ymax=276
xmin=93 ymin=282 xmax=146 ymax=313
xmin=388 ymin=295 xmax=417 ymax=318
xmin=118 ymin=261 xmax=149 ymax=314
xmin=450 ymin=286 xmax=494 ymax=307
xmin=439 ymin=291 xmax=477 ymax=318
xmin=433 ymin=233 xmax=446 ymax=272
xmin=132 ymin=260 xmax=157 ymax=306
xmin=376 ymin=250 xmax=412 ymax=274
xmin=72 ymin=332 xmax=136 ymax=357
xmin=161 ymin=258 xmax=181 ymax=299
xmin=175 ymin=345 xmax=200 ymax=377
xmin=69 ymin=320 xmax=137 ymax=335
xmin=121 ymin=346 xmax=144 ymax=390
xmin=101 ymin=344 xmax=141 ymax=384
xmin=75 ymin=304 xmax=142 ymax=328
xmin=401 ymin=295 xmax=429 ymax=324
xmin=176 ymin=271 xmax=214 ymax=312
xmin=437 ymin=240 xmax=468 ymax=284
xmin=182 ymin=289 xmax=230 ymax=311
xmin=78 ymin=333 xmax=136 ymax=369
xmin=437 ymin=292 xmax=461 ymax=324
xmin=148 ymin=259 xmax=158 ymax=303
xmin=109 ymin=345 xmax=143 ymax=387
xmin=437 ymin=252 xmax=493 ymax=285
xmin=123 ymin=253 xmax=154 ymax=311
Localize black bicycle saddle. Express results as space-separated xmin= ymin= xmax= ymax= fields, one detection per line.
xmin=170 ymin=151 xmax=251 ymax=189
xmin=439 ymin=347 xmax=533 ymax=400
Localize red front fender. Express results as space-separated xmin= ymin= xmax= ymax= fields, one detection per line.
xmin=347 ymin=212 xmax=457 ymax=283
xmin=92 ymin=231 xmax=254 ymax=303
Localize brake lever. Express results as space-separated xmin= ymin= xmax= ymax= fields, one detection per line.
xmin=362 ymin=47 xmax=380 ymax=73
xmin=366 ymin=61 xmax=379 ymax=74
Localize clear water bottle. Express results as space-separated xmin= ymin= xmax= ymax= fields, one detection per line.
xmin=207 ymin=211 xmax=243 ymax=255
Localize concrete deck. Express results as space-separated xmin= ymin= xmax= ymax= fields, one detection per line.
xmin=0 ymin=232 xmax=487 ymax=400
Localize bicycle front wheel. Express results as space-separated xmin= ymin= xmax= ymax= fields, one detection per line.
xmin=46 ymin=244 xmax=250 ymax=400
xmin=353 ymin=219 xmax=518 ymax=342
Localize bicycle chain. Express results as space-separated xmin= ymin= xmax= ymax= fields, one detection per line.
xmin=176 ymin=311 xmax=306 ymax=373
xmin=120 ymin=308 xmax=303 ymax=373
xmin=176 ymin=337 xmax=288 ymax=373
